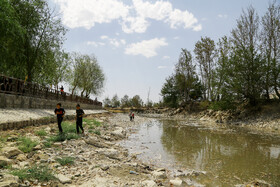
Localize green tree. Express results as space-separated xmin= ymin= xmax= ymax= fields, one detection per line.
xmin=103 ymin=97 xmax=111 ymax=107
xmin=230 ymin=6 xmax=264 ymax=105
xmin=261 ymin=1 xmax=280 ymax=99
xmin=194 ymin=37 xmax=216 ymax=100
xmin=68 ymin=53 xmax=105 ymax=97
xmin=130 ymin=95 xmax=143 ymax=108
xmin=111 ymin=94 xmax=120 ymax=108
xmin=174 ymin=49 xmax=198 ymax=105
xmin=121 ymin=95 xmax=131 ymax=108
xmin=161 ymin=75 xmax=179 ymax=108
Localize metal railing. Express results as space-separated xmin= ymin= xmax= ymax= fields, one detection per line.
xmin=0 ymin=74 xmax=102 ymax=106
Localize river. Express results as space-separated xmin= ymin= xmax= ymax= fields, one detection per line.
xmin=120 ymin=118 xmax=280 ymax=186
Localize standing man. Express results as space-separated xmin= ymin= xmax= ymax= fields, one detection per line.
xmin=76 ymin=104 xmax=85 ymax=134
xmin=54 ymin=103 xmax=65 ymax=133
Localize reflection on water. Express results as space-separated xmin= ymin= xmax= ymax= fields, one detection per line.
xmin=121 ymin=119 xmax=280 ymax=186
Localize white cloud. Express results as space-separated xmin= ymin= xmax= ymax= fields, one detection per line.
xmin=125 ymin=38 xmax=168 ymax=58
xmin=86 ymin=41 xmax=105 ymax=47
xmin=218 ymin=14 xmax=228 ymax=19
xmin=100 ymin=35 xmax=109 ymax=40
xmin=162 ymin=56 xmax=170 ymax=60
xmin=173 ymin=36 xmax=180 ymax=40
xmin=54 ymin=0 xmax=202 ymax=33
xmin=97 ymin=36 xmax=126 ymax=48
xmin=158 ymin=66 xmax=168 ymax=69
xmin=54 ymin=0 xmax=129 ymax=30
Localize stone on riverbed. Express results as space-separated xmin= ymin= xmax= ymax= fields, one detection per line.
xmin=1 ymin=147 xmax=22 ymax=158
xmin=142 ymin=180 xmax=157 ymax=187
xmin=170 ymin=178 xmax=183 ymax=186
xmin=56 ymin=174 xmax=72 ymax=184
xmin=152 ymin=170 xmax=167 ymax=179
xmin=111 ymin=127 xmax=126 ymax=138
xmin=85 ymin=137 xmax=109 ymax=148
xmin=0 ymin=173 xmax=19 ymax=187
xmin=0 ymin=156 xmax=12 ymax=167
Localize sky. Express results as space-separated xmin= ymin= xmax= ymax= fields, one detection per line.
xmin=48 ymin=0 xmax=273 ymax=103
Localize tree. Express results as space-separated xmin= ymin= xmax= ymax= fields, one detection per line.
xmin=194 ymin=37 xmax=216 ymax=100
xmin=261 ymin=1 xmax=280 ymax=99
xmin=68 ymin=53 xmax=105 ymax=97
xmin=111 ymin=94 xmax=120 ymax=108
xmin=230 ymin=6 xmax=263 ymax=105
xmin=103 ymin=97 xmax=111 ymax=107
xmin=161 ymin=75 xmax=179 ymax=108
xmin=174 ymin=49 xmax=198 ymax=104
xmin=121 ymin=95 xmax=131 ymax=108
xmin=130 ymin=95 xmax=143 ymax=108
xmin=213 ymin=36 xmax=232 ymax=101
xmin=0 ymin=0 xmax=66 ymax=84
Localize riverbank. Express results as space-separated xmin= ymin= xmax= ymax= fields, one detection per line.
xmin=117 ymin=104 xmax=280 ymax=136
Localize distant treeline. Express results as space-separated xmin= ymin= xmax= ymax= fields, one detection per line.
xmin=161 ymin=2 xmax=280 ymax=110
xmin=0 ymin=0 xmax=105 ymax=98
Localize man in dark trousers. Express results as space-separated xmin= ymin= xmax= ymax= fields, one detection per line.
xmin=76 ymin=104 xmax=85 ymax=134
xmin=54 ymin=103 xmax=65 ymax=133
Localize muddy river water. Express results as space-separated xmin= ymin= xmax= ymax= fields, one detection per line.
xmin=120 ymin=119 xmax=280 ymax=186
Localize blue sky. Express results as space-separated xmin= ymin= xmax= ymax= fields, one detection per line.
xmin=49 ymin=0 xmax=272 ymax=103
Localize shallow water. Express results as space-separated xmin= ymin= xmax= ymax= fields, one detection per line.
xmin=120 ymin=119 xmax=280 ymax=186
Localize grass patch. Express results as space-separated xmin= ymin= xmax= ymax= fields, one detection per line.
xmin=94 ymin=130 xmax=101 ymax=136
xmin=88 ymin=130 xmax=93 ymax=133
xmin=43 ymin=141 xmax=52 ymax=148
xmin=10 ymin=164 xmax=56 ymax=182
xmin=17 ymin=137 xmax=38 ymax=153
xmin=61 ymin=122 xmax=76 ymax=134
xmin=88 ymin=125 xmax=94 ymax=130
xmin=48 ymin=133 xmax=80 ymax=143
xmin=35 ymin=130 xmax=47 ymax=137
xmin=56 ymin=157 xmax=75 ymax=166
xmin=93 ymin=119 xmax=102 ymax=127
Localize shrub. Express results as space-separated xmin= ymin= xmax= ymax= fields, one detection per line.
xmin=35 ymin=130 xmax=47 ymax=137
xmin=56 ymin=157 xmax=75 ymax=166
xmin=18 ymin=137 xmax=38 ymax=153
xmin=10 ymin=164 xmax=56 ymax=182
xmin=209 ymin=100 xmax=236 ymax=111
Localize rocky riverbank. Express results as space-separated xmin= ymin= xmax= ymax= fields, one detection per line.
xmin=0 ymin=112 xmax=190 ymax=187
xmin=136 ymin=106 xmax=280 ymax=136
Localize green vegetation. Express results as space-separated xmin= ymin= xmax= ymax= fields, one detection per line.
xmin=0 ymin=0 xmax=105 ymax=97
xmin=35 ymin=130 xmax=48 ymax=137
xmin=161 ymin=2 xmax=280 ymax=110
xmin=17 ymin=137 xmax=38 ymax=153
xmin=88 ymin=130 xmax=93 ymax=133
xmin=61 ymin=122 xmax=76 ymax=134
xmin=10 ymin=165 xmax=56 ymax=182
xmin=56 ymin=157 xmax=75 ymax=166
xmin=104 ymin=94 xmax=143 ymax=108
xmin=43 ymin=141 xmax=52 ymax=148
xmin=94 ymin=130 xmax=101 ymax=136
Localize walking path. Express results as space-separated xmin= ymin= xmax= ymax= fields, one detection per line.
xmin=0 ymin=109 xmax=106 ymax=123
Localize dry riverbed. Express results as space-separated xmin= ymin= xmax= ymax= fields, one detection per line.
xmin=0 ymin=113 xmax=183 ymax=187
xmin=0 ymin=112 xmax=275 ymax=187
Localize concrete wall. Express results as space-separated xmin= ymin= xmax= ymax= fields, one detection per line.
xmin=0 ymin=93 xmax=102 ymax=110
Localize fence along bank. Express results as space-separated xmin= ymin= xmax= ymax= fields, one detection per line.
xmin=0 ymin=74 xmax=102 ymax=109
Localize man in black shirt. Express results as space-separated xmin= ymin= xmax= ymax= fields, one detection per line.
xmin=76 ymin=104 xmax=85 ymax=134
xmin=54 ymin=103 xmax=65 ymax=133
